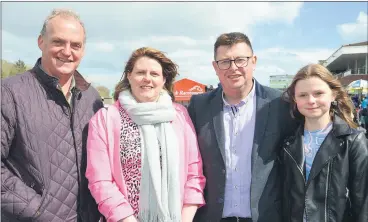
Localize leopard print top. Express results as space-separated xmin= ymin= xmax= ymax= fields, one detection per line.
xmin=119 ymin=106 xmax=142 ymax=217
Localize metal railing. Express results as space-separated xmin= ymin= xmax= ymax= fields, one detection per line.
xmin=333 ymin=68 xmax=367 ymax=77
xmin=351 ymin=68 xmax=367 ymax=75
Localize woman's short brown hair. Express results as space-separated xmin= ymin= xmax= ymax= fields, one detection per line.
xmin=113 ymin=47 xmax=179 ymax=101
xmin=283 ymin=63 xmax=357 ymax=128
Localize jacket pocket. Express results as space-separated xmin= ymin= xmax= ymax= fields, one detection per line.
xmin=27 ymin=164 xmax=44 ymax=195
xmin=32 ymin=190 xmax=50 ymax=221
xmin=5 ymin=159 xmax=44 ymax=195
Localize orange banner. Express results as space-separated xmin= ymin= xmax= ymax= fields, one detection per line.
xmin=173 ymin=78 xmax=206 ymax=102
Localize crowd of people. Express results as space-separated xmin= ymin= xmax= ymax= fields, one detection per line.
xmin=2 ymin=9 xmax=367 ymax=222
xmin=351 ymin=95 xmax=368 ymax=132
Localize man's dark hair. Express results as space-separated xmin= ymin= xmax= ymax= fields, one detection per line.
xmin=214 ymin=32 xmax=253 ymax=60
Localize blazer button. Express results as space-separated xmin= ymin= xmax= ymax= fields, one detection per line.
xmin=217 ymin=198 xmax=224 ymax=203
xmin=286 ymin=142 xmax=290 ymax=145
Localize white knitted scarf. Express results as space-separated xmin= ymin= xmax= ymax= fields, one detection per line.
xmin=118 ymin=90 xmax=182 ymax=222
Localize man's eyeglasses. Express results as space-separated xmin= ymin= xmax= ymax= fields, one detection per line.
xmin=215 ymin=57 xmax=252 ymax=70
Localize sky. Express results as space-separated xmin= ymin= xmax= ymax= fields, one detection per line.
xmin=2 ymin=1 xmax=368 ymax=91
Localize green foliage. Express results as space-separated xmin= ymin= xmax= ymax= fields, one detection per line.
xmin=15 ymin=59 xmax=27 ymax=72
xmin=1 ymin=59 xmax=31 ymax=79
xmin=95 ymin=85 xmax=111 ymax=98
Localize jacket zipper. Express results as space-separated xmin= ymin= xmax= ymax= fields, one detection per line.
xmin=34 ymin=102 xmax=75 ymax=219
xmin=69 ymin=90 xmax=83 ymax=218
xmin=283 ymin=147 xmax=308 ymax=221
xmin=34 ymin=88 xmax=79 ymax=220
xmin=284 ymin=148 xmax=306 ymax=184
xmin=325 ymin=162 xmax=330 ymax=222
xmin=33 ymin=182 xmax=49 ymax=219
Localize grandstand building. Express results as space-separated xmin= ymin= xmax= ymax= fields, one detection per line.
xmin=322 ymin=41 xmax=368 ymax=86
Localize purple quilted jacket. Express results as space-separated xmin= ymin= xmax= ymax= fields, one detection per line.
xmin=1 ymin=58 xmax=103 ymax=222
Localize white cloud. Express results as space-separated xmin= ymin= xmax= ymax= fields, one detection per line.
xmin=254 ymin=65 xmax=287 ymax=86
xmin=256 ymin=65 xmax=286 ymax=75
xmin=118 ymin=36 xmax=216 ymax=52
xmin=1 ymin=30 xmax=40 ymax=64
xmin=92 ymin=41 xmax=115 ymax=52
xmin=119 ymin=36 xmax=198 ymax=52
xmin=254 ymin=47 xmax=334 ymax=86
xmin=84 ymin=71 xmax=121 ymax=92
xmin=257 ymin=47 xmax=334 ymax=64
xmin=0 ymin=2 xmax=326 ymax=91
xmin=170 ymin=49 xmax=212 ymax=60
xmin=166 ymin=49 xmax=217 ymax=86
xmin=357 ymin=11 xmax=368 ymax=23
xmin=2 ymin=2 xmax=303 ymax=41
xmin=205 ymin=2 xmax=303 ymax=33
xmin=149 ymin=36 xmax=198 ymax=46
xmin=337 ymin=11 xmax=368 ymax=42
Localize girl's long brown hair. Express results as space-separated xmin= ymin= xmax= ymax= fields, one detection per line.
xmin=283 ymin=64 xmax=357 ymax=128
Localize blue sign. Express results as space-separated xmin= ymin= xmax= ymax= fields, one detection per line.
xmin=351 ymin=80 xmax=361 ymax=88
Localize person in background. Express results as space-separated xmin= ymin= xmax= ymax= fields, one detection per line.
xmin=281 ymin=64 xmax=368 ymax=222
xmin=1 ymin=9 xmax=102 ymax=221
xmin=86 ymin=47 xmax=206 ymax=222
xmin=360 ymin=107 xmax=368 ymax=133
xmin=361 ymin=96 xmax=368 ymax=109
xmin=351 ymin=95 xmax=359 ymax=108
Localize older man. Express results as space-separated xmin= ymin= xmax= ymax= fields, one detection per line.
xmin=189 ymin=32 xmax=296 ymax=222
xmin=1 ymin=9 xmax=102 ymax=221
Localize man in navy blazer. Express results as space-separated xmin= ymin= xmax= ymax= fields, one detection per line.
xmin=188 ymin=32 xmax=296 ymax=222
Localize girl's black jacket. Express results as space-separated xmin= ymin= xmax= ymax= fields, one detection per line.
xmin=281 ymin=115 xmax=368 ymax=222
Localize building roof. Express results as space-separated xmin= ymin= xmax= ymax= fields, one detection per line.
xmin=343 ymin=41 xmax=368 ymax=47
xmin=323 ymin=41 xmax=367 ymax=69
xmin=173 ymin=78 xmax=206 ymax=102
xmin=174 ymin=78 xmax=206 ymax=87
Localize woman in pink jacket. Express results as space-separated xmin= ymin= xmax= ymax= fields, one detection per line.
xmin=86 ymin=47 xmax=206 ymax=222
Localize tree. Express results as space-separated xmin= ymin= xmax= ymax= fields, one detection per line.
xmin=1 ymin=69 xmax=7 ymax=79
xmin=14 ymin=59 xmax=27 ymax=73
xmin=318 ymin=60 xmax=326 ymax=65
xmin=1 ymin=59 xmax=31 ymax=79
xmin=95 ymin=86 xmax=111 ymax=98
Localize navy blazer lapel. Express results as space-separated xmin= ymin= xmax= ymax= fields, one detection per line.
xmin=252 ymin=81 xmax=271 ymax=167
xmin=211 ymin=87 xmax=226 ymax=164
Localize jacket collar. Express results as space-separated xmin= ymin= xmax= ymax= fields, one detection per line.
xmin=331 ymin=114 xmax=354 ymax=137
xmin=210 ymin=85 xmax=226 ymax=163
xmin=285 ymin=114 xmax=354 ymax=187
xmin=209 ymin=79 xmax=271 ymax=168
xmin=288 ymin=114 xmax=353 ymax=142
xmin=211 ymin=78 xmax=262 ymax=103
xmin=31 ymin=58 xmax=91 ymax=91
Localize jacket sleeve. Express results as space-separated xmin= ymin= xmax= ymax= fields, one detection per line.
xmin=179 ymin=105 xmax=206 ymax=207
xmin=86 ymin=109 xmax=135 ymax=222
xmin=349 ymin=132 xmax=368 ymax=222
xmin=187 ymin=96 xmax=197 ymax=127
xmin=1 ymin=85 xmax=43 ymax=220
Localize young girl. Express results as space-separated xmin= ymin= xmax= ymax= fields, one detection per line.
xmin=281 ymin=64 xmax=368 ymax=222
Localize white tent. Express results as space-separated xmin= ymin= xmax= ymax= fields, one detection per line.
xmin=347 ymin=79 xmax=368 ymax=94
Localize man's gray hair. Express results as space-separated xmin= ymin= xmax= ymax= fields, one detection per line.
xmin=40 ymin=9 xmax=86 ymax=42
